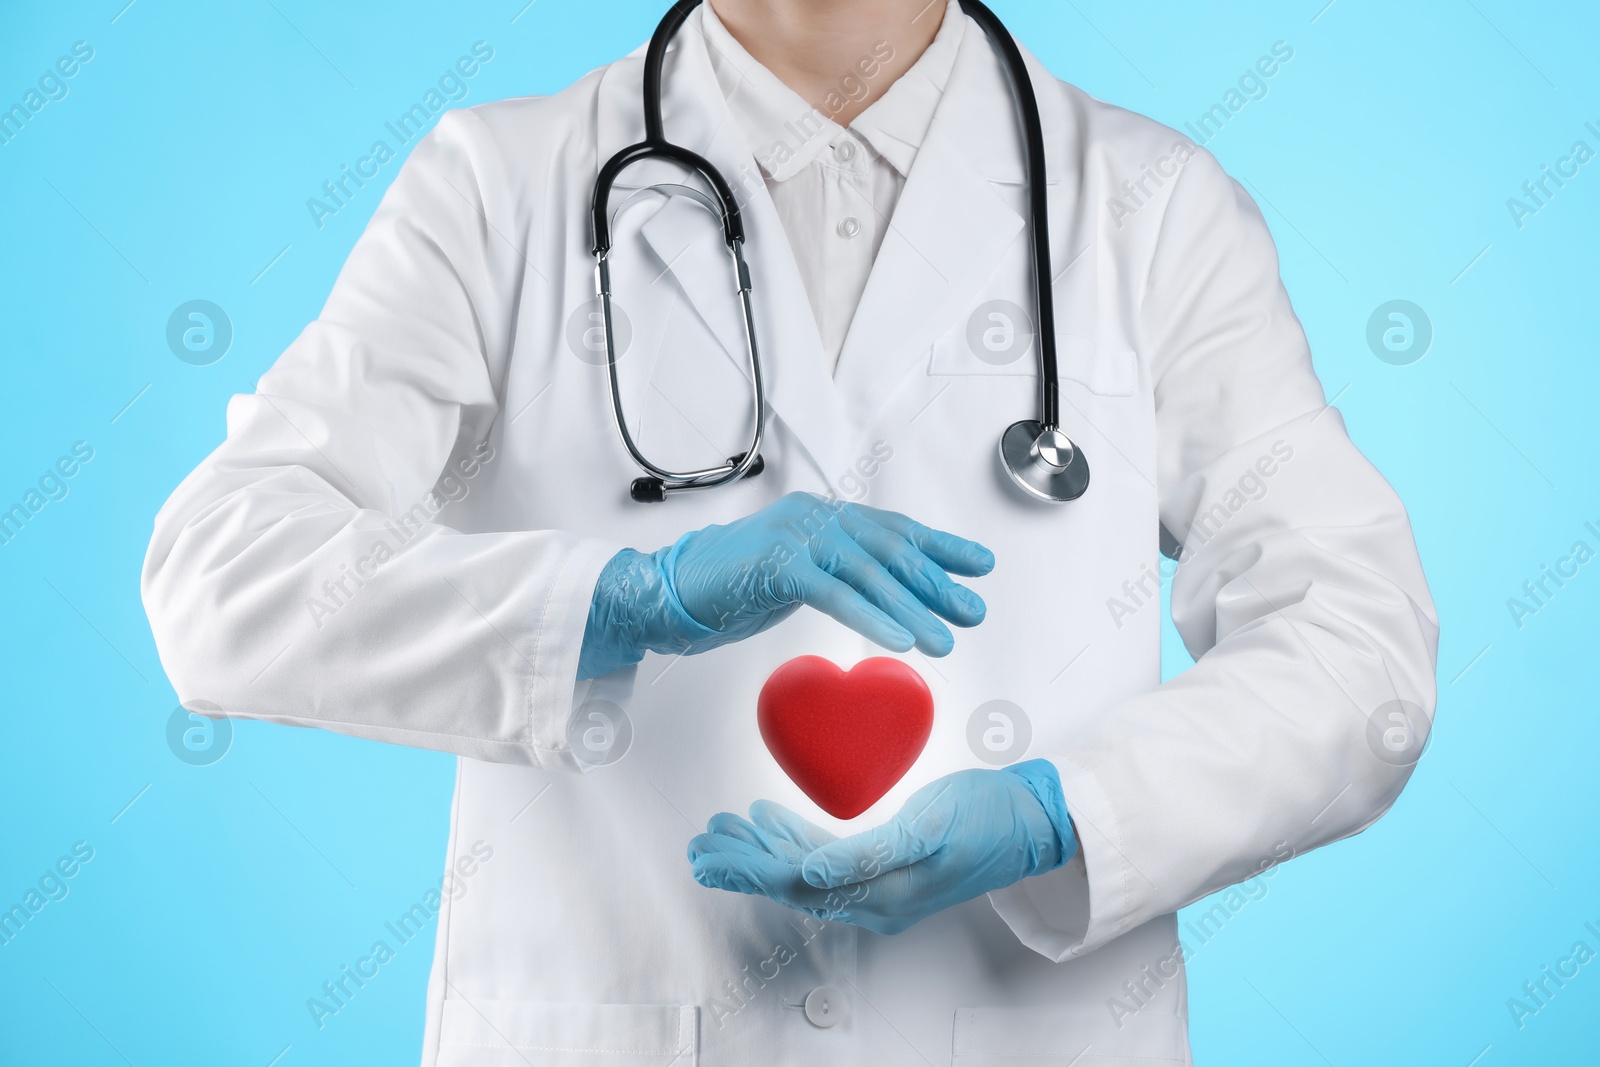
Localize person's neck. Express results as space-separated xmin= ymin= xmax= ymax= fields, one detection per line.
xmin=709 ymin=0 xmax=946 ymax=127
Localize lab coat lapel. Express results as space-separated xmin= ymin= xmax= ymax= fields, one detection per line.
xmin=831 ymin=23 xmax=1074 ymax=435
xmin=595 ymin=14 xmax=858 ymax=487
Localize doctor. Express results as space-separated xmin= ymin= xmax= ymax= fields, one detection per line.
xmin=143 ymin=0 xmax=1438 ymax=1063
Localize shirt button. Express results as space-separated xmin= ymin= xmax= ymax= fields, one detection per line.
xmin=837 ymin=217 xmax=862 ymax=239
xmin=834 ymin=140 xmax=857 ymax=162
xmin=804 ymin=985 xmax=848 ymax=1028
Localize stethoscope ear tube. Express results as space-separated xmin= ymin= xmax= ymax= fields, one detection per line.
xmin=959 ymin=0 xmax=1090 ymax=504
xmin=589 ymin=0 xmax=769 ymax=503
xmin=593 ymin=180 xmax=766 ymax=500
xmin=958 ymin=0 xmax=1059 ymax=434
xmin=590 ymin=0 xmax=747 ymax=257
xmin=590 ymin=142 xmax=746 ymax=256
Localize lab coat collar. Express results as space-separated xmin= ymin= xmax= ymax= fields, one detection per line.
xmin=699 ymin=3 xmax=842 ymax=182
xmin=846 ymin=0 xmax=964 ymax=179
xmin=700 ymin=0 xmax=964 ymax=183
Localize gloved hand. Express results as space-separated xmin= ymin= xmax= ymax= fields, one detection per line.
xmin=686 ymin=759 xmax=1075 ymax=934
xmin=578 ymin=492 xmax=994 ymax=679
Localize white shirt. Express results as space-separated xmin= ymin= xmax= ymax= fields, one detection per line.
xmin=702 ymin=1 xmax=965 ymax=374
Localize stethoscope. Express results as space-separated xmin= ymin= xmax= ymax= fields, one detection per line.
xmin=590 ymin=0 xmax=1089 ymax=505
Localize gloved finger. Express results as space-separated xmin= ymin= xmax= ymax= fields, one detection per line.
xmin=750 ymin=799 xmax=838 ymax=856
xmin=690 ymin=837 xmax=826 ymax=909
xmin=695 ymin=854 xmax=862 ymax=927
xmin=687 ymin=834 xmax=787 ymax=890
xmin=704 ymin=811 xmax=782 ymax=856
xmin=844 ymin=504 xmax=996 ymax=578
xmin=687 ymin=834 xmax=771 ymax=892
xmin=837 ymin=510 xmax=987 ymax=628
xmin=689 ymin=855 xmax=760 ymax=895
xmin=811 ymin=527 xmax=954 ymax=656
xmin=799 ymin=816 xmax=946 ymax=889
xmin=705 ymin=808 xmax=824 ymax=864
xmin=800 ymin=778 xmax=960 ymax=888
xmin=783 ymin=563 xmax=916 ymax=652
xmin=686 ymin=827 xmax=760 ymax=866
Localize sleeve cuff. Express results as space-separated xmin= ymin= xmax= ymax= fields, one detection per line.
xmin=988 ymin=752 xmax=1138 ymax=962
xmin=524 ymin=536 xmax=631 ymax=765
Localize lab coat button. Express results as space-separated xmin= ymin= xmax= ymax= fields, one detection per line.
xmin=804 ymin=985 xmax=847 ymax=1028
xmin=835 ymin=140 xmax=857 ymax=162
xmin=837 ymin=217 xmax=861 ymax=239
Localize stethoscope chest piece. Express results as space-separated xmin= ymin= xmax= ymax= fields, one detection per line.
xmin=1000 ymin=420 xmax=1090 ymax=502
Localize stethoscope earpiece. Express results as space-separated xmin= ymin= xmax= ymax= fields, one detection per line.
xmin=999 ymin=420 xmax=1090 ymax=503
xmin=630 ymin=478 xmax=667 ymax=504
xmin=629 ymin=453 xmax=765 ymax=504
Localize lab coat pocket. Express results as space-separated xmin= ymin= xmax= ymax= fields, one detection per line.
xmin=436 ymin=1000 xmax=698 ymax=1067
xmin=928 ymin=332 xmax=1137 ymax=398
xmin=952 ymin=1006 xmax=1188 ymax=1065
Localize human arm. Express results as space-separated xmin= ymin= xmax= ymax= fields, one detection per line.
xmin=683 ymin=145 xmax=1437 ymax=948
xmin=987 ymin=146 xmax=1440 ymax=958
xmin=141 ymin=110 xmax=617 ymax=766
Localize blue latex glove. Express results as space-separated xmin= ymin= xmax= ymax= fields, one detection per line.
xmin=687 ymin=760 xmax=1076 ymax=934
xmin=578 ymin=492 xmax=994 ymax=679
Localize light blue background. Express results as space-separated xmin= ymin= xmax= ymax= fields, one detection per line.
xmin=1 ymin=1 xmax=1595 ymax=1064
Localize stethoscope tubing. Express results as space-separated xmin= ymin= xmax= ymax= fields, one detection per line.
xmin=957 ymin=0 xmax=1060 ymax=434
xmin=589 ymin=0 xmax=1083 ymax=502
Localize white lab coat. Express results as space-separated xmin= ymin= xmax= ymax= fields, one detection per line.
xmin=142 ymin=9 xmax=1438 ymax=1065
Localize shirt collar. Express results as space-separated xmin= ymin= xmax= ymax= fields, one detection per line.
xmin=701 ymin=0 xmax=964 ymax=182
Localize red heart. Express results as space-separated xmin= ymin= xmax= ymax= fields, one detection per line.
xmin=757 ymin=656 xmax=934 ymax=820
